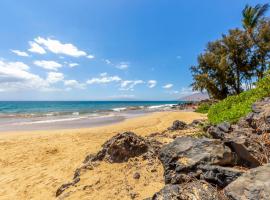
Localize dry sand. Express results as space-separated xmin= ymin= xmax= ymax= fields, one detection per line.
xmin=0 ymin=111 xmax=205 ymax=200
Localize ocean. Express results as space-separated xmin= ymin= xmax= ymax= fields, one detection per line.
xmin=0 ymin=101 xmax=183 ymax=132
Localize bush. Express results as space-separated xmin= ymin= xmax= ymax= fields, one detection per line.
xmin=195 ymin=102 xmax=212 ymax=114
xmin=208 ymin=71 xmax=270 ymax=124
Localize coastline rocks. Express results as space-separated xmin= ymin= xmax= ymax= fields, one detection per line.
xmin=93 ymin=131 xmax=149 ymax=163
xmin=159 ymin=136 xmax=236 ymax=185
xmin=225 ymin=164 xmax=270 ymax=200
xmin=167 ymin=120 xmax=187 ymax=131
xmin=150 ymin=180 xmax=219 ymax=200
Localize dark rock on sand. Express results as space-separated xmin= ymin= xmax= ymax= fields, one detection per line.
xmin=159 ymin=136 xmax=236 ymax=184
xmin=150 ymin=180 xmax=219 ymax=200
xmin=133 ymin=172 xmax=140 ymax=179
xmin=93 ymin=131 xmax=149 ymax=163
xmin=189 ymin=119 xmax=205 ymax=127
xmin=225 ymin=164 xmax=270 ymax=200
xmin=167 ymin=120 xmax=187 ymax=131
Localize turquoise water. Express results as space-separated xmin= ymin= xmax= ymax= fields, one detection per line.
xmin=0 ymin=101 xmax=182 ymax=116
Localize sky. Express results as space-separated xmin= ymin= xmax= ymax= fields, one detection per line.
xmin=0 ymin=0 xmax=268 ymax=100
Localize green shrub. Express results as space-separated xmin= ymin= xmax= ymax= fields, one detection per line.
xmin=208 ymin=71 xmax=270 ymax=124
xmin=195 ymin=102 xmax=212 ymax=114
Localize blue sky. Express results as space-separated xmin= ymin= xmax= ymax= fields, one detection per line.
xmin=0 ymin=0 xmax=268 ymax=100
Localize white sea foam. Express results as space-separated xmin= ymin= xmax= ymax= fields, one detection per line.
xmin=147 ymin=104 xmax=175 ymax=110
xmin=112 ymin=107 xmax=127 ymax=112
xmin=14 ymin=117 xmax=86 ymax=125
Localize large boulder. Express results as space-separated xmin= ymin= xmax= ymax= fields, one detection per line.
xmin=94 ymin=132 xmax=149 ymax=163
xmin=150 ymin=180 xmax=220 ymax=200
xmin=225 ymin=164 xmax=270 ymax=200
xmin=159 ymin=136 xmax=236 ymax=185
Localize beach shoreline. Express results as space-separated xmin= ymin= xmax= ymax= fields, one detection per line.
xmin=0 ymin=111 xmax=205 ymax=199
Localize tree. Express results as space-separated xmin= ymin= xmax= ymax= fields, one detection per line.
xmin=242 ymin=3 xmax=269 ymax=38
xmin=242 ymin=3 xmax=270 ymax=79
xmin=191 ymin=29 xmax=255 ymax=99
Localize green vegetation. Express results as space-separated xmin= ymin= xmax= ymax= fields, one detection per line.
xmin=195 ymin=102 xmax=212 ymax=114
xmin=191 ymin=3 xmax=270 ymax=100
xmin=208 ymin=71 xmax=270 ymax=124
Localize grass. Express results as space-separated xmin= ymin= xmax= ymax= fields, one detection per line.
xmin=208 ymin=71 xmax=270 ymax=125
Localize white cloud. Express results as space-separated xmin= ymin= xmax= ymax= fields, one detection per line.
xmin=176 ymin=55 xmax=182 ymax=59
xmin=105 ymin=59 xmax=111 ymax=64
xmin=28 ymin=41 xmax=46 ymax=54
xmin=64 ymin=79 xmax=86 ymax=89
xmin=11 ymin=50 xmax=29 ymax=57
xmin=120 ymin=80 xmax=144 ymax=91
xmin=87 ymin=54 xmax=95 ymax=59
xmin=87 ymin=74 xmax=122 ymax=84
xmin=0 ymin=61 xmax=49 ymax=91
xmin=34 ymin=37 xmax=87 ymax=57
xmin=68 ymin=63 xmax=79 ymax=68
xmin=163 ymin=83 xmax=173 ymax=89
xmin=46 ymin=72 xmax=64 ymax=84
xmin=116 ymin=62 xmax=129 ymax=70
xmin=147 ymin=80 xmax=157 ymax=88
xmin=100 ymin=72 xmax=108 ymax=77
xmin=33 ymin=60 xmax=62 ymax=71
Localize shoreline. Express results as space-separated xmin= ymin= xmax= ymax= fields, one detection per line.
xmin=0 ymin=111 xmax=205 ymax=199
xmin=0 ymin=110 xmax=194 ymax=134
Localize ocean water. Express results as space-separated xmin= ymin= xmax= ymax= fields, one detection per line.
xmin=0 ymin=101 xmax=184 ymax=131
xmin=0 ymin=101 xmax=181 ymax=116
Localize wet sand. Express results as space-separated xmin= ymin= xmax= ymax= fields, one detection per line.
xmin=0 ymin=111 xmax=206 ymax=200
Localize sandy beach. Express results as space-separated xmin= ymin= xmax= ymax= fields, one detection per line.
xmin=0 ymin=111 xmax=205 ymax=200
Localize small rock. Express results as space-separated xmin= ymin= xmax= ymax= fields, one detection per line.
xmin=217 ymin=122 xmax=231 ymax=133
xmin=133 ymin=172 xmax=140 ymax=179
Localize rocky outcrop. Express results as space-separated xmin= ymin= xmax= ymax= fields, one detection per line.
xmin=56 ymin=131 xmax=162 ymax=197
xmin=225 ymin=164 xmax=270 ymax=200
xmin=207 ymin=98 xmax=270 ymax=167
xmin=150 ymin=180 xmax=220 ymax=200
xmin=92 ymin=131 xmax=150 ymax=163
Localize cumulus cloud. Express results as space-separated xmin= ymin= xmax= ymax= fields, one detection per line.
xmin=86 ymin=73 xmax=122 ymax=84
xmin=116 ymin=62 xmax=129 ymax=70
xmin=68 ymin=63 xmax=79 ymax=68
xmin=163 ymin=83 xmax=173 ymax=89
xmin=33 ymin=60 xmax=62 ymax=71
xmin=87 ymin=54 xmax=95 ymax=59
xmin=147 ymin=80 xmax=157 ymax=88
xmin=105 ymin=59 xmax=111 ymax=64
xmin=0 ymin=60 xmax=48 ymax=91
xmin=28 ymin=41 xmax=46 ymax=54
xmin=33 ymin=37 xmax=87 ymax=57
xmin=46 ymin=72 xmax=64 ymax=84
xmin=11 ymin=50 xmax=29 ymax=57
xmin=64 ymin=80 xmax=85 ymax=89
xmin=120 ymin=80 xmax=144 ymax=91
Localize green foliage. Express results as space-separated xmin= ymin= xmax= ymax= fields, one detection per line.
xmin=195 ymin=102 xmax=212 ymax=114
xmin=208 ymin=71 xmax=270 ymax=124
